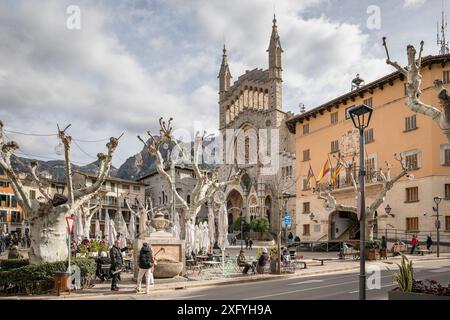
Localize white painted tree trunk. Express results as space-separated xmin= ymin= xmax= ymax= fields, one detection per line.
xmin=28 ymin=203 xmax=70 ymax=264
xmin=0 ymin=121 xmax=120 ymax=264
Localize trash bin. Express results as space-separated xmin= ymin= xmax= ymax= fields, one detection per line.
xmin=54 ymin=271 xmax=70 ymax=296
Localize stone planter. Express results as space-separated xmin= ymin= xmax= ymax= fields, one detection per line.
xmin=388 ymin=290 xmax=450 ymax=300
xmin=153 ymin=262 xmax=183 ymax=278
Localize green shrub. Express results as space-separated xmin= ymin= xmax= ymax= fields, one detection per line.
xmin=0 ymin=258 xmax=96 ymax=295
xmin=250 ymin=218 xmax=269 ymax=233
xmin=0 ymin=259 xmax=30 ymax=271
xmin=231 ymin=217 xmax=251 ymax=233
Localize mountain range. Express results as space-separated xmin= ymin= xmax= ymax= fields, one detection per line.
xmin=11 ymin=137 xmax=217 ymax=182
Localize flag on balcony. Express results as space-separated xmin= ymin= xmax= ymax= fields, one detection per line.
xmin=331 ymin=162 xmax=344 ymax=183
xmin=316 ymin=159 xmax=331 ymax=183
xmin=306 ymin=163 xmax=315 ymax=187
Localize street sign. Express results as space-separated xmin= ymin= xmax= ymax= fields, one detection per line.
xmin=357 ymin=192 xmax=362 ymax=221
xmin=65 ymin=215 xmax=75 ymax=234
xmin=284 ymin=212 xmax=291 ymax=226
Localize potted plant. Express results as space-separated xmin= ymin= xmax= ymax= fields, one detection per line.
xmin=268 ymin=246 xmax=279 ymax=273
xmin=366 ymin=240 xmax=379 ymax=261
xmin=354 ymin=240 xmax=378 ymax=260
xmin=389 ymin=255 xmax=450 ymax=300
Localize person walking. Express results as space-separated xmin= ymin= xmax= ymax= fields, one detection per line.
xmin=381 ymin=236 xmax=387 ymax=250
xmin=248 ymin=238 xmax=253 ymax=250
xmin=245 ymin=237 xmax=249 ymax=249
xmin=410 ymin=234 xmax=419 ymax=254
xmin=288 ymin=232 xmax=294 ymax=244
xmin=426 ymin=235 xmax=433 ymax=251
xmin=109 ymin=239 xmax=128 ymax=291
xmin=136 ymin=243 xmax=155 ymax=294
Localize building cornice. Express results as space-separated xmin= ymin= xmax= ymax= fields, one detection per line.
xmin=286 ymin=54 xmax=450 ymax=134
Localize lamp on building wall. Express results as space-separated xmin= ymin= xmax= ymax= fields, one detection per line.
xmin=55 ymin=184 xmax=65 ymax=195
xmin=384 ymin=204 xmax=392 ymax=215
xmin=309 ymin=212 xmax=317 ymax=223
xmin=348 ymin=103 xmax=373 ymax=301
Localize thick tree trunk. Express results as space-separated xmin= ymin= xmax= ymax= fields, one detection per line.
xmin=28 ymin=203 xmax=70 ymax=264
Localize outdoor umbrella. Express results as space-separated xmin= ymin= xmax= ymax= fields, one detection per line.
xmin=185 ymin=219 xmax=195 ymax=256
xmin=172 ymin=211 xmax=180 ymax=240
xmin=104 ymin=212 xmax=110 ymax=245
xmin=207 ymin=205 xmax=215 ymax=252
xmin=217 ymin=201 xmax=229 ymax=275
xmin=194 ymin=225 xmax=201 ymax=254
xmin=202 ymin=221 xmax=209 ymax=252
xmin=74 ymin=210 xmax=84 ymax=241
xmin=95 ymin=220 xmax=101 ymax=240
xmin=108 ymin=217 xmax=117 ymax=248
xmin=118 ymin=213 xmax=129 ymax=248
xmin=128 ymin=213 xmax=136 ymax=240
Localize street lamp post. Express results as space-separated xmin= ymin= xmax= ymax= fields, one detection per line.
xmin=348 ymin=103 xmax=373 ymax=301
xmin=433 ymin=196 xmax=442 ymax=258
xmin=384 ymin=205 xmax=392 ymax=241
xmin=284 ymin=198 xmax=288 ymax=248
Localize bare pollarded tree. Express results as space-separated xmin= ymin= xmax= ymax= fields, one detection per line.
xmin=383 ymin=38 xmax=450 ymax=141
xmin=79 ymin=194 xmax=103 ymax=240
xmin=138 ymin=118 xmax=240 ymax=236
xmin=315 ymin=153 xmax=409 ymax=241
xmin=0 ymin=120 xmax=120 ymax=264
xmin=125 ymin=197 xmax=154 ymax=239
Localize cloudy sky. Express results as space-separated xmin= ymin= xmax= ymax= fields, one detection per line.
xmin=0 ymin=0 xmax=444 ymax=167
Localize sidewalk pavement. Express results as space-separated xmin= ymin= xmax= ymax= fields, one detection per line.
xmin=2 ymin=252 xmax=449 ymax=300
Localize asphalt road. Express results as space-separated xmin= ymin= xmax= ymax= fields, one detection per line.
xmin=91 ymin=259 xmax=450 ymax=300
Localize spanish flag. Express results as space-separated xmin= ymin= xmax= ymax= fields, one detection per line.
xmin=316 ymin=159 xmax=331 ymax=183
xmin=306 ymin=164 xmax=315 ymax=187
xmin=331 ymin=162 xmax=344 ymax=183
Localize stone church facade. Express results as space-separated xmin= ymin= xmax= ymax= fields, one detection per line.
xmin=217 ymin=16 xmax=296 ymax=234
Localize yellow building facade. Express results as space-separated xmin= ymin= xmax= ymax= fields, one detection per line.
xmin=287 ymin=54 xmax=450 ymax=244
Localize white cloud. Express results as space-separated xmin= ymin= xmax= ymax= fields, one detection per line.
xmin=191 ymin=0 xmax=390 ymax=110
xmin=0 ymin=0 xmax=430 ymax=168
xmin=0 ymin=0 xmax=217 ymax=167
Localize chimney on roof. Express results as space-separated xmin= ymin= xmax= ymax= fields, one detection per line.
xmin=299 ymin=103 xmax=306 ymax=114
xmin=351 ymin=74 xmax=365 ymax=91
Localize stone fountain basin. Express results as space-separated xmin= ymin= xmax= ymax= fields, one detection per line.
xmin=153 ymin=261 xmax=183 ymax=278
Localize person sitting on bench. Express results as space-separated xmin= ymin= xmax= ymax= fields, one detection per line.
xmin=256 ymin=248 xmax=270 ymax=273
xmin=237 ymin=250 xmax=255 ymax=274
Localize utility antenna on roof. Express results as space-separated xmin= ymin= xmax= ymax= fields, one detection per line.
xmin=438 ymin=0 xmax=449 ymax=55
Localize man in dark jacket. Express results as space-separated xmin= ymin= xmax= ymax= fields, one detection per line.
xmin=110 ymin=240 xmax=128 ymax=291
xmin=136 ymin=243 xmax=154 ymax=294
